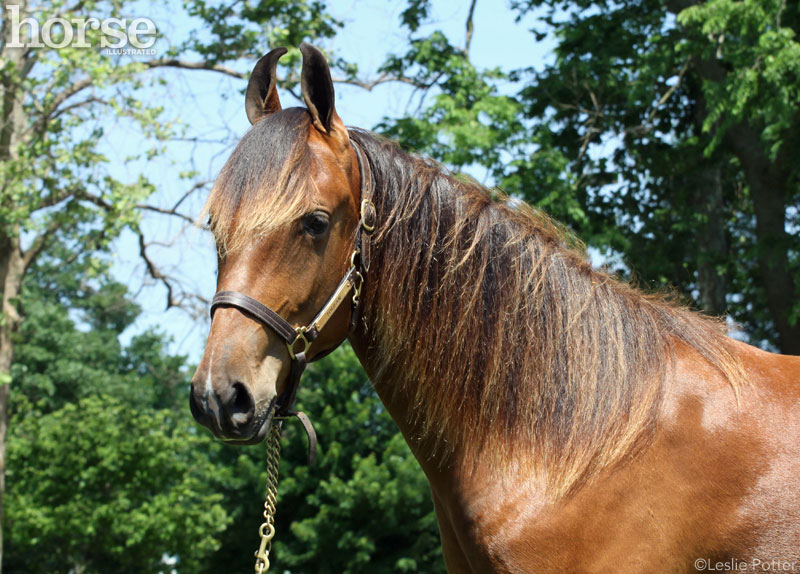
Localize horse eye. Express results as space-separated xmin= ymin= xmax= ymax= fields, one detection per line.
xmin=302 ymin=212 xmax=329 ymax=237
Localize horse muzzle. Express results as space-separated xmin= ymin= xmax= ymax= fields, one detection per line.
xmin=189 ymin=377 xmax=274 ymax=443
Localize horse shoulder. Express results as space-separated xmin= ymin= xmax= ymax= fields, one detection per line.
xmin=435 ymin=341 xmax=800 ymax=573
xmin=722 ymin=340 xmax=800 ymax=559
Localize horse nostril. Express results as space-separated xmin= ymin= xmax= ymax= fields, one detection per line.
xmin=189 ymin=386 xmax=207 ymax=424
xmin=226 ymin=382 xmax=255 ymax=429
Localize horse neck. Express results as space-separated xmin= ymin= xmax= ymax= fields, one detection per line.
xmin=345 ymin=138 xmax=552 ymax=477
xmin=345 ymin=131 xmax=741 ymax=495
xmin=344 ymin=153 xmax=553 ymax=491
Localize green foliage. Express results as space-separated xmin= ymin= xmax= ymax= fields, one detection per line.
xmin=278 ymin=347 xmax=444 ymax=574
xmin=183 ymin=0 xmax=341 ymax=62
xmin=510 ymin=0 xmax=799 ymax=346
xmin=280 ymin=432 xmax=443 ymax=573
xmin=6 ymin=254 xmax=230 ymax=573
xmin=401 ymin=0 xmax=432 ymax=33
xmin=379 ymin=32 xmax=522 ymax=172
xmin=9 ymin=251 xmax=185 ymax=415
xmin=181 ymin=0 xmax=346 ymax=91
xmin=6 ymin=396 xmax=229 ymax=574
xmin=385 ymin=0 xmax=799 ymax=349
xmin=1 ymin=1 xmax=173 ymax=242
xmin=679 ymin=0 xmax=800 ymax=157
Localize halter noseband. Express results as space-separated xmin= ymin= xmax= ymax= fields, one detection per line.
xmin=209 ymin=139 xmax=374 ymax=465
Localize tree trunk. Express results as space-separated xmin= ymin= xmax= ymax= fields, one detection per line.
xmin=693 ymin=162 xmax=728 ymax=316
xmin=725 ymin=124 xmax=800 ymax=355
xmin=0 ymin=351 xmax=10 ymax=574
xmin=0 ymin=234 xmax=24 ymax=573
xmin=1 ymin=2 xmax=29 ymax=568
xmin=688 ymin=85 xmax=729 ymax=317
xmin=690 ymin=55 xmax=800 ymax=354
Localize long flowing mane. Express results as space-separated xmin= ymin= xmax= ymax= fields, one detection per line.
xmin=348 ymin=128 xmax=744 ymax=494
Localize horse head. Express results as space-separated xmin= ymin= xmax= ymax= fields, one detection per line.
xmin=190 ymin=44 xmax=363 ymax=443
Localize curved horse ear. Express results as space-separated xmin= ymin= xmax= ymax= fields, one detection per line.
xmin=299 ymin=43 xmax=347 ymax=138
xmin=245 ymin=47 xmax=288 ymax=125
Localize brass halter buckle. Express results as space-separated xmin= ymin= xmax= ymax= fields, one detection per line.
xmin=360 ymin=199 xmax=376 ymax=232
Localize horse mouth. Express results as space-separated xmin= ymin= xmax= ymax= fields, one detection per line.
xmin=219 ymin=399 xmax=276 ymax=445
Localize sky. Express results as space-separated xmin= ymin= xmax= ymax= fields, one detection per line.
xmin=108 ymin=0 xmax=554 ymax=364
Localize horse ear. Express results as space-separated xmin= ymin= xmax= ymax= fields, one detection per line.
xmin=299 ymin=43 xmax=346 ymax=137
xmin=245 ymin=47 xmax=288 ymax=125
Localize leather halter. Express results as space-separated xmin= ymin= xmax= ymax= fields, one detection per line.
xmin=209 ymin=138 xmax=375 ymax=465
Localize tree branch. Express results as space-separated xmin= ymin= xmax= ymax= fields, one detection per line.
xmin=171 ymin=180 xmax=210 ymax=212
xmin=135 ymin=179 xmax=210 ymax=225
xmin=51 ymin=96 xmax=109 ymax=120
xmin=49 ymin=77 xmax=95 ymax=116
xmin=465 ymin=0 xmax=478 ymax=58
xmin=80 ymin=192 xmax=114 ymax=211
xmin=25 ymin=77 xmax=95 ymax=137
xmin=137 ymin=231 xmax=177 ymax=310
xmin=625 ymin=59 xmax=692 ymax=137
xmin=135 ymin=204 xmax=195 ymax=225
xmin=330 ymin=74 xmax=422 ymax=91
xmin=82 ymin=191 xmax=208 ymax=314
xmin=21 ymin=217 xmax=63 ymax=271
xmin=143 ymin=58 xmax=245 ymax=79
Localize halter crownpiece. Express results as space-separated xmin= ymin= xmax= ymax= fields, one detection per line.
xmin=209 ymin=138 xmax=374 ymax=465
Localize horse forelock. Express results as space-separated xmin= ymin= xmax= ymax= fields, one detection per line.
xmin=202 ymin=108 xmax=315 ymax=254
xmin=348 ymin=129 xmax=745 ymax=495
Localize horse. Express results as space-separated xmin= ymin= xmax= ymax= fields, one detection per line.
xmin=189 ymin=44 xmax=800 ymax=573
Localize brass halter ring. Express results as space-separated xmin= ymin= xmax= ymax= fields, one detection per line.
xmin=287 ymin=326 xmax=311 ymax=360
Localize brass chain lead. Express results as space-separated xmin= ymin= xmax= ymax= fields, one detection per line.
xmin=254 ymin=423 xmax=282 ymax=574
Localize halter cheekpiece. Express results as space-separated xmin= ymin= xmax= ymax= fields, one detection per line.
xmin=209 ymin=138 xmax=374 ymax=465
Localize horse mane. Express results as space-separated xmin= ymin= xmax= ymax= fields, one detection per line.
xmin=348 ymin=128 xmax=745 ymax=494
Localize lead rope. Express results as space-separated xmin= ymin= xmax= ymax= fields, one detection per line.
xmin=254 ymin=422 xmax=282 ymax=573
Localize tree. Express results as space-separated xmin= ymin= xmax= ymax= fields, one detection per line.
xmin=505 ymin=0 xmax=800 ymax=353
xmin=1 ymin=1 xmax=184 ymax=564
xmin=5 ymin=253 xmax=230 ymax=573
xmin=0 ymin=0 xmax=351 ymax=566
xmin=380 ymin=0 xmax=799 ymax=353
xmin=7 ymin=396 xmax=230 ymax=574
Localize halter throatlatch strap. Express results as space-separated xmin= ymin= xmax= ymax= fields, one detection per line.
xmin=352 ymin=140 xmax=375 ymax=273
xmin=208 ymin=137 xmax=374 ymax=466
